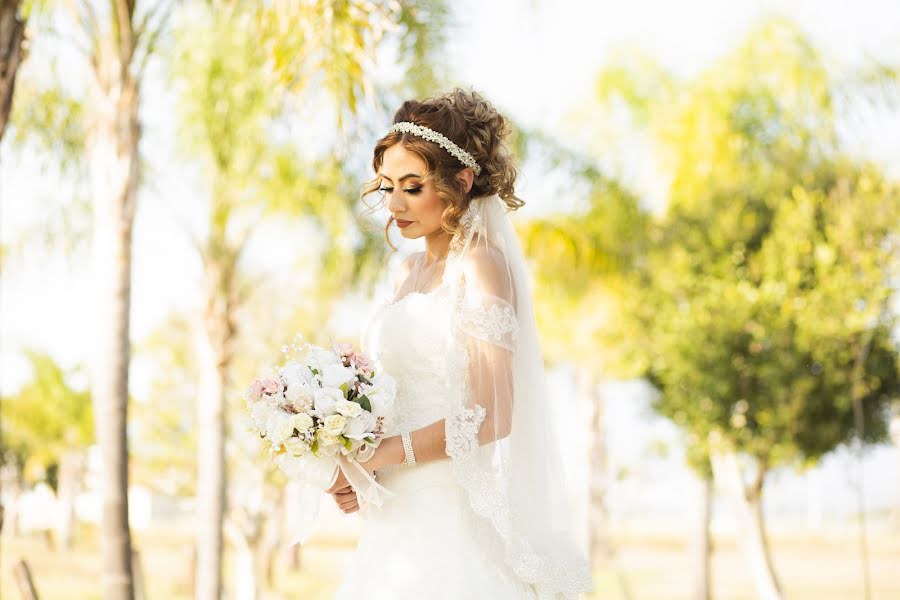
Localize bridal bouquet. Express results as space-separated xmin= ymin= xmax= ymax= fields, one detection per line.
xmin=244 ymin=337 xmax=396 ymax=513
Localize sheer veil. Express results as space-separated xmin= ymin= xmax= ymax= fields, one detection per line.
xmin=440 ymin=193 xmax=594 ymax=599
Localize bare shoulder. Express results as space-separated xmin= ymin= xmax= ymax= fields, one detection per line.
xmin=460 ymin=243 xmax=507 ymax=279
xmin=460 ymin=243 xmax=514 ymax=300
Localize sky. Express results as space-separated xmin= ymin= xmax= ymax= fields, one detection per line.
xmin=2 ymin=0 xmax=899 ymax=514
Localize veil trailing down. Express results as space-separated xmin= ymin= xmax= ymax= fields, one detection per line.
xmin=334 ymin=191 xmax=593 ymax=599
xmin=437 ymin=192 xmax=593 ymax=598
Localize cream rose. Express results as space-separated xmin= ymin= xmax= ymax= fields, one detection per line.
xmin=292 ymin=412 xmax=314 ymax=432
xmin=316 ymin=428 xmax=342 ymax=447
xmin=335 ymin=399 xmax=363 ymax=418
xmin=283 ymin=437 xmax=307 ymax=456
xmin=323 ymin=414 xmax=349 ymax=436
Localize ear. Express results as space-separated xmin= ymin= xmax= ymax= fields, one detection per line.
xmin=457 ymin=167 xmax=475 ymax=193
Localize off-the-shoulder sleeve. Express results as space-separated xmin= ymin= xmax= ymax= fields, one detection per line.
xmin=446 ymin=244 xmax=518 ymax=451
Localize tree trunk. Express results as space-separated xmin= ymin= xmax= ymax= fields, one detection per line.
xmin=581 ymin=367 xmax=632 ymax=597
xmin=55 ymin=451 xmax=83 ymax=551
xmin=224 ymin=514 xmax=259 ymax=600
xmin=87 ymin=19 xmax=141 ymax=599
xmin=579 ymin=367 xmax=607 ymax=565
xmin=195 ymin=335 xmax=227 ymax=600
xmin=13 ymin=558 xmax=40 ymax=600
xmin=710 ymin=448 xmax=782 ymax=600
xmin=0 ymin=0 xmax=26 ymax=142
xmin=692 ymin=474 xmax=713 ymax=600
xmin=0 ymin=460 xmax=22 ymax=539
xmin=195 ymin=244 xmax=238 ymax=600
xmin=890 ymin=412 xmax=900 ymax=532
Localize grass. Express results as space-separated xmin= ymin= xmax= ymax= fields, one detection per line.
xmin=2 ymin=520 xmax=898 ymax=599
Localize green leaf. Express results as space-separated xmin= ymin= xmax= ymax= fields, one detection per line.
xmin=355 ymin=395 xmax=372 ymax=413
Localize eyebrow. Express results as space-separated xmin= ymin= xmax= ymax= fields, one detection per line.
xmin=379 ymin=173 xmax=422 ymax=183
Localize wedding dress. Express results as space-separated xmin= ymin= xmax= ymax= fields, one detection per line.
xmin=332 ymin=195 xmax=593 ymax=599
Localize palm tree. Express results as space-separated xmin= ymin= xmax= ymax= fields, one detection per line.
xmin=76 ymin=2 xmax=173 ymax=597
xmin=0 ymin=0 xmax=27 ymax=141
xmin=169 ymin=3 xmax=446 ymax=596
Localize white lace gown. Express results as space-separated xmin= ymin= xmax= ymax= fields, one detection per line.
xmin=333 ymin=285 xmax=538 ymax=599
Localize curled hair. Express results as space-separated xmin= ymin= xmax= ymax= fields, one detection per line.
xmin=362 ymin=87 xmax=523 ymax=249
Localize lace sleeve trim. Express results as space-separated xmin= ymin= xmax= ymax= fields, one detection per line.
xmin=445 ymin=404 xmax=486 ymax=458
xmin=459 ymin=301 xmax=518 ymax=351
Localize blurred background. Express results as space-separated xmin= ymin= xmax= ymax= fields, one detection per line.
xmin=1 ymin=0 xmax=899 ymax=599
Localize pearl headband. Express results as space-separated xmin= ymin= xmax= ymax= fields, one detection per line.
xmin=388 ymin=121 xmax=483 ymax=176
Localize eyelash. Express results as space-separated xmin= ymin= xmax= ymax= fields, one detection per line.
xmin=379 ymin=186 xmax=421 ymax=195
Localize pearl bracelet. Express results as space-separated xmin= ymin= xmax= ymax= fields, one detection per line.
xmin=401 ymin=431 xmax=416 ymax=467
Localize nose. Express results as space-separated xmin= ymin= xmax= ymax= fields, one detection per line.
xmin=386 ymin=190 xmax=406 ymax=215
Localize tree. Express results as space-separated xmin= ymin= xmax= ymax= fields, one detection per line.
xmin=591 ymin=19 xmax=900 ymax=600
xmin=167 ymin=2 xmax=446 ymax=597
xmin=516 ymin=132 xmax=650 ymax=600
xmin=1 ymin=350 xmax=93 ymax=549
xmin=0 ymin=0 xmax=27 ymax=141
xmin=5 ymin=1 xmax=176 ymax=596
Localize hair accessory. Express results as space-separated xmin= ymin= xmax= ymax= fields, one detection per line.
xmin=389 ymin=121 xmax=482 ymax=176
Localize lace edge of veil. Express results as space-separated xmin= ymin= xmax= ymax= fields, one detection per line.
xmin=443 ymin=196 xmax=594 ymax=599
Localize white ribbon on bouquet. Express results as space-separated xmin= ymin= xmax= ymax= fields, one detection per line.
xmin=278 ymin=451 xmax=394 ymax=546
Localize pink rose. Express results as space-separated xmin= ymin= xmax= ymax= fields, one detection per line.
xmin=354 ymin=352 xmax=374 ymax=375
xmin=335 ymin=342 xmax=356 ymax=359
xmin=260 ymin=377 xmax=282 ymax=395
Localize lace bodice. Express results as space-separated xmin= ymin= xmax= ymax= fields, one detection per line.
xmin=362 ymin=284 xmax=456 ymax=435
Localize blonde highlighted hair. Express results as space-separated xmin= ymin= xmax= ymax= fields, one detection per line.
xmin=362 ymin=87 xmax=524 ymax=249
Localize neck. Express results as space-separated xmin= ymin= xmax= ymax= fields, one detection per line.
xmin=423 ymin=229 xmax=451 ymax=264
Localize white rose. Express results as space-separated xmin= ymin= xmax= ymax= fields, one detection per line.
xmin=321 ymin=363 xmax=356 ymax=389
xmin=308 ymin=347 xmax=341 ymax=368
xmin=296 ymin=361 xmax=317 ymax=384
xmin=266 ymin=409 xmax=295 ymax=445
xmin=292 ymin=412 xmax=314 ymax=432
xmin=335 ymin=399 xmax=363 ymax=418
xmin=285 ymin=384 xmax=314 ymax=411
xmin=366 ymin=372 xmax=396 ymax=415
xmin=250 ymin=401 xmax=273 ymax=431
xmin=283 ymin=437 xmax=308 ymax=456
xmin=314 ymin=387 xmax=343 ymax=417
xmin=323 ymin=414 xmax=349 ymax=436
xmin=344 ymin=411 xmax=376 ymax=438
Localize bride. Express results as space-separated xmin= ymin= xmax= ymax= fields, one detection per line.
xmin=326 ymin=88 xmax=594 ymax=599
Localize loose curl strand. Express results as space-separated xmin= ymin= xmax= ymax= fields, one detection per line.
xmin=361 ymin=87 xmax=523 ymax=250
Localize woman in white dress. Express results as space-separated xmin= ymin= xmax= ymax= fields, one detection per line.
xmin=326 ymin=88 xmax=594 ymax=599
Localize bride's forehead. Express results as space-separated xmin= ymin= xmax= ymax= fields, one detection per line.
xmin=381 ymin=144 xmax=425 ymax=172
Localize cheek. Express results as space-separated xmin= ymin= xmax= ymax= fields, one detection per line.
xmin=418 ymin=191 xmax=445 ymax=224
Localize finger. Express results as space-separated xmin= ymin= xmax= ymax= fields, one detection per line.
xmin=333 ymin=491 xmax=356 ymax=503
xmin=341 ymin=500 xmax=359 ymax=513
xmin=339 ymin=496 xmax=358 ymax=509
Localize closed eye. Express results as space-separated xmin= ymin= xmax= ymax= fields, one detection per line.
xmin=379 ymin=186 xmax=422 ymax=195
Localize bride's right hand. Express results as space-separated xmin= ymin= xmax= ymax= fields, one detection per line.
xmin=327 ymin=468 xmax=360 ymax=513
xmin=331 ymin=485 xmax=359 ymax=514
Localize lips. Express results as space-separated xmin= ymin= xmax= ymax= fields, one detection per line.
xmin=396 ymin=219 xmax=413 ymax=228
